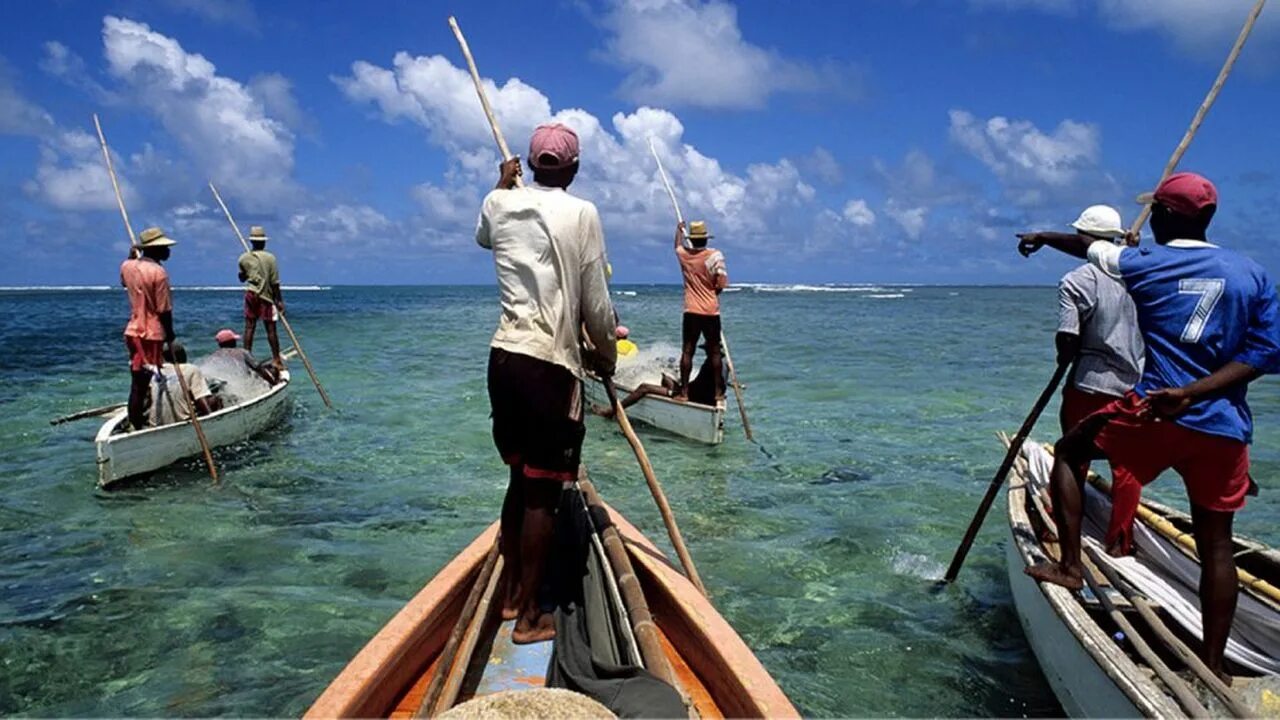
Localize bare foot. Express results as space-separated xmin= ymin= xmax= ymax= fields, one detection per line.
xmin=1212 ymin=668 xmax=1234 ymax=687
xmin=1105 ymin=541 xmax=1129 ymax=558
xmin=673 ymin=393 xmax=688 ymax=403
xmin=511 ymin=611 xmax=555 ymax=644
xmin=590 ymin=404 xmax=615 ymax=419
xmin=1024 ymin=561 xmax=1084 ymax=590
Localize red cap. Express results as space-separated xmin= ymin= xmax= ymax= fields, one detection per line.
xmin=1138 ymin=172 xmax=1218 ymax=217
xmin=215 ymin=328 xmax=241 ymax=344
xmin=528 ymin=123 xmax=579 ymax=170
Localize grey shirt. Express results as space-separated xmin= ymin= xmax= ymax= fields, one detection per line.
xmin=1058 ymin=263 xmax=1144 ymax=397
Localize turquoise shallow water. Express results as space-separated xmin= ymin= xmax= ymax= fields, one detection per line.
xmin=3 ymin=284 xmax=1280 ymax=717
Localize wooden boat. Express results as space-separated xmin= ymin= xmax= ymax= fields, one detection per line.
xmin=94 ymin=369 xmax=290 ymax=487
xmin=306 ymin=474 xmax=797 ymax=718
xmin=1005 ymin=436 xmax=1280 ymax=718
xmin=584 ymin=376 xmax=725 ymax=445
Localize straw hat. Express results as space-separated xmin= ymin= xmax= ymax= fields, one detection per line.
xmin=248 ymin=226 xmax=269 ymax=243
xmin=687 ymin=221 xmax=713 ymax=240
xmin=136 ymin=227 xmax=176 ymax=248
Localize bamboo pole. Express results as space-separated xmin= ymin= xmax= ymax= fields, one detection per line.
xmin=448 ymin=16 xmax=522 ymax=188
xmin=719 ymin=331 xmax=753 ymax=441
xmin=943 ymin=360 xmax=1069 ymax=583
xmin=1084 ymin=544 xmax=1252 ymax=717
xmin=50 ymin=402 xmax=127 ymax=426
xmin=94 ymin=114 xmax=218 ymax=483
xmin=578 ymin=474 xmax=678 ymax=687
xmin=1127 ymin=0 xmax=1267 ymax=244
xmin=413 ymin=539 xmax=501 ymax=718
xmin=603 ymin=377 xmax=707 ymax=595
xmin=208 ymin=182 xmax=333 ymax=409
xmin=649 ymin=138 xmax=753 ymax=440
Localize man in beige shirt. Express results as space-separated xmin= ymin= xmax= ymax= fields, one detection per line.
xmin=476 ymin=122 xmax=616 ymax=644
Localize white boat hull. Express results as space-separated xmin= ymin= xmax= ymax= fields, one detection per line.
xmin=585 ymin=377 xmax=724 ymax=445
xmin=1005 ymin=471 xmax=1179 ymax=717
xmin=94 ymin=370 xmax=291 ymax=487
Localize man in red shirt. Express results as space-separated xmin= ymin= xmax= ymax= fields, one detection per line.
xmin=674 ymin=220 xmax=728 ymax=401
xmin=120 ymin=227 xmax=177 ymax=429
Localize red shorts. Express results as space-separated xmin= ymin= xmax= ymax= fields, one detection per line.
xmin=1060 ymin=385 xmax=1120 ymax=435
xmin=244 ymin=292 xmax=277 ymax=321
xmin=1091 ymin=392 xmax=1251 ymax=513
xmin=125 ymin=336 xmax=163 ymax=372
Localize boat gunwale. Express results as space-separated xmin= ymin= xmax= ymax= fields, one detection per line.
xmin=1006 ymin=462 xmax=1181 ymax=717
xmin=94 ymin=368 xmax=292 ymax=446
xmin=303 ymin=524 xmax=498 ymax=719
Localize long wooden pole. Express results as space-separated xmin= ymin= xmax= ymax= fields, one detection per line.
xmin=208 ymin=182 xmax=333 ymax=409
xmin=94 ymin=114 xmax=218 ymax=483
xmin=603 ymin=377 xmax=707 ymax=595
xmin=1084 ymin=544 xmax=1252 ymax=718
xmin=649 ymin=138 xmax=753 ymax=441
xmin=413 ymin=539 xmax=501 ymax=718
xmin=943 ymin=360 xmax=1069 ymax=583
xmin=578 ymin=474 xmax=677 ymax=686
xmin=50 ymin=402 xmax=127 ymax=426
xmin=1127 ymin=0 xmax=1267 ymax=244
xmin=448 ymin=16 xmax=522 ymax=188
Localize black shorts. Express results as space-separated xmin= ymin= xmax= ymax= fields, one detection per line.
xmin=487 ymin=348 xmax=584 ymax=482
xmin=681 ymin=312 xmax=722 ymax=350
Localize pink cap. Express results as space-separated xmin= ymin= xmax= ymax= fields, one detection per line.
xmin=215 ymin=328 xmax=241 ymax=344
xmin=615 ymin=325 xmax=629 ymax=339
xmin=1139 ymin=172 xmax=1218 ymax=217
xmin=528 ymin=123 xmax=579 ymax=170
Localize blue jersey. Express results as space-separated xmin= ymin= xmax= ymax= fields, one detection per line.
xmin=1118 ymin=241 xmax=1280 ymax=442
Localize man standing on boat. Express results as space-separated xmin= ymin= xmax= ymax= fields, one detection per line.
xmin=674 ymin=220 xmax=728 ymax=401
xmin=120 ymin=227 xmax=177 ymax=430
xmin=476 ymin=122 xmax=616 ymax=644
xmin=238 ymin=226 xmax=285 ymax=369
xmin=1055 ymin=205 xmax=1146 ymax=555
xmin=1016 ymin=172 xmax=1280 ymax=681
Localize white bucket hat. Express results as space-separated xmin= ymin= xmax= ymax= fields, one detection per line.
xmin=1070 ymin=205 xmax=1124 ymax=239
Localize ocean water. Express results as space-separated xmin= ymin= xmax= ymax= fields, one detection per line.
xmin=3 ymin=284 xmax=1280 ymax=717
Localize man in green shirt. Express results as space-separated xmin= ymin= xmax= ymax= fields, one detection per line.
xmin=237 ymin=225 xmax=284 ymax=368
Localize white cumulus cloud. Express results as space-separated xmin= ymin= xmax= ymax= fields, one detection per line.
xmin=334 ymin=52 xmax=823 ymax=252
xmin=948 ymin=109 xmax=1103 ymax=206
xmin=102 ymin=16 xmax=298 ymax=210
xmin=842 ymin=199 xmax=876 ymax=227
xmin=599 ymin=0 xmax=854 ymax=110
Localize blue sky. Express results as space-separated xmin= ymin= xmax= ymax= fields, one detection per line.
xmin=1 ymin=0 xmax=1277 ymax=286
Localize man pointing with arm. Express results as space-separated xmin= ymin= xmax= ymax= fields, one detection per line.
xmin=1017 ymin=173 xmax=1280 ymax=681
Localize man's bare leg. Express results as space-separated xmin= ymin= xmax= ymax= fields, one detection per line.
xmin=265 ymin=320 xmax=283 ymax=367
xmin=243 ymin=318 xmax=256 ymax=354
xmin=1024 ymin=430 xmax=1096 ymax=591
xmin=500 ymin=467 xmax=523 ymax=621
xmin=511 ymin=479 xmax=559 ymax=644
xmin=1191 ymin=504 xmax=1237 ymax=684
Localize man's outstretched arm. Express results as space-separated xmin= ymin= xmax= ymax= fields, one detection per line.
xmin=1017 ymin=231 xmax=1095 ymax=259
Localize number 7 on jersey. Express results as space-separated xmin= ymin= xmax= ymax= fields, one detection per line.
xmin=1179 ymin=278 xmax=1225 ymax=344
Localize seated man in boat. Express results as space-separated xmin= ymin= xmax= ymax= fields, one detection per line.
xmin=476 ymin=122 xmax=616 ymax=644
xmin=1054 ymin=205 xmax=1145 ymax=556
xmin=1016 ymin=172 xmax=1280 ymax=682
xmin=150 ymin=342 xmax=219 ymax=426
xmin=592 ymin=345 xmax=723 ymax=418
xmin=674 ymin=220 xmax=728 ymax=402
xmin=121 ymin=227 xmax=177 ymax=430
xmin=209 ymin=328 xmax=280 ymax=385
xmin=615 ymin=325 xmax=638 ymax=358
